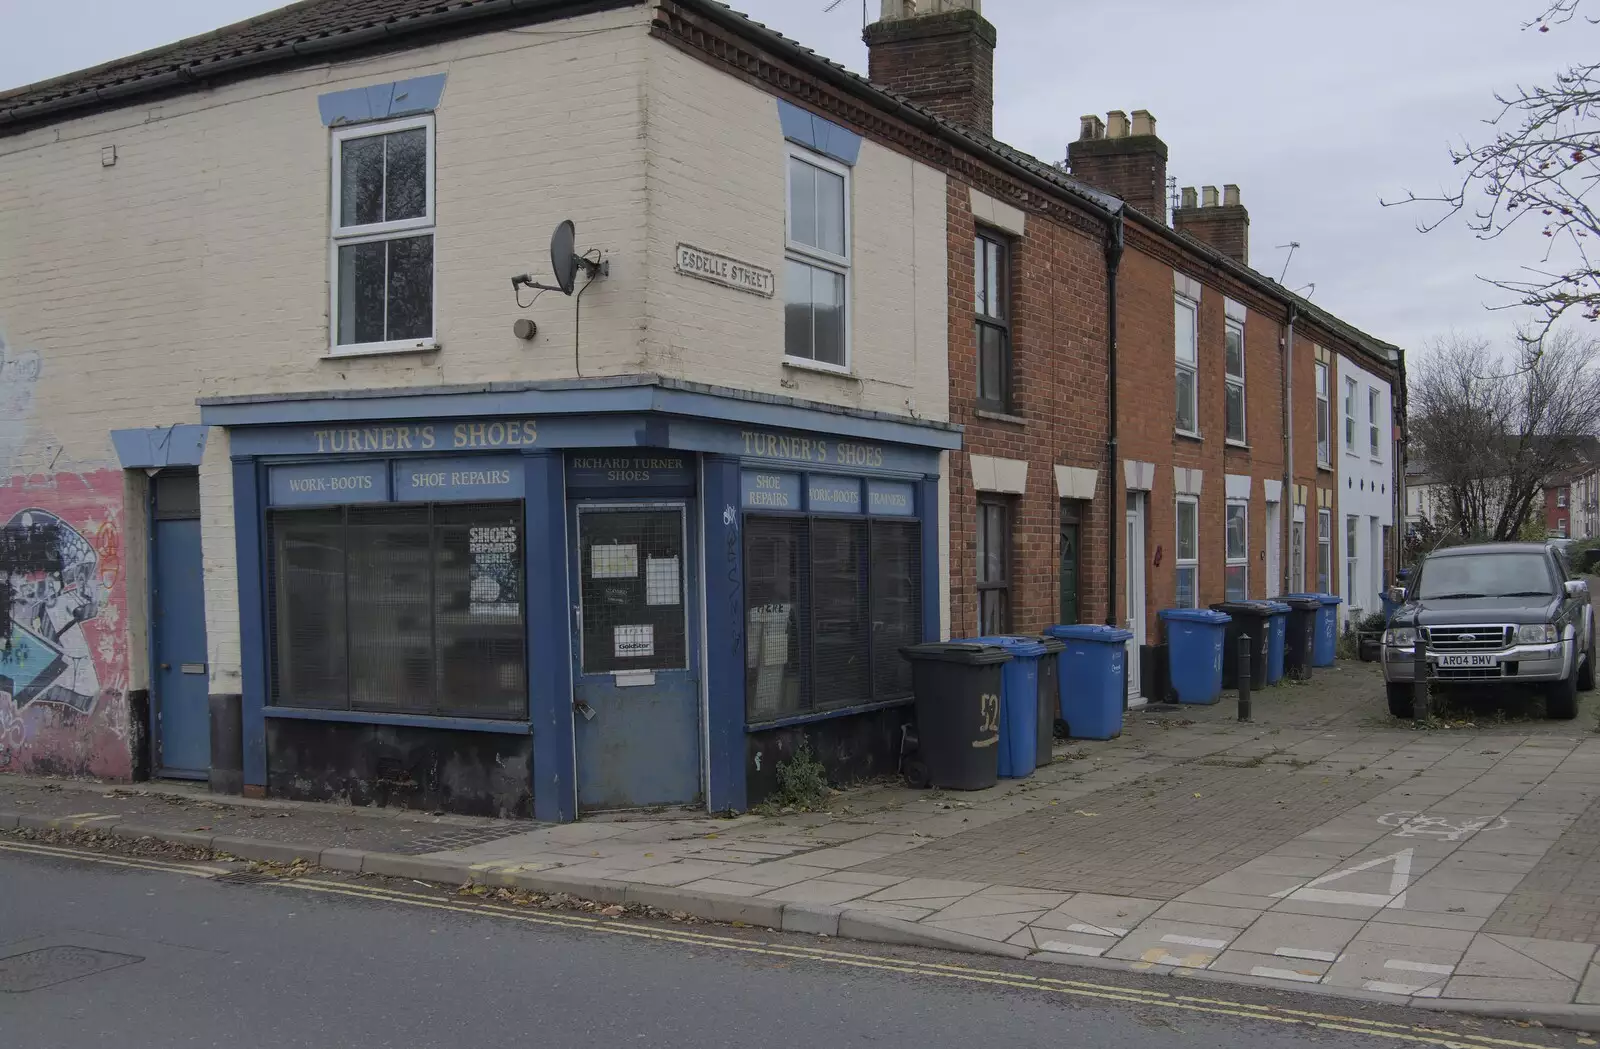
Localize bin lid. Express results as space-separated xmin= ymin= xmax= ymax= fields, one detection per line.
xmin=1044 ymin=624 xmax=1135 ymax=643
xmin=1317 ymin=593 xmax=1344 ymax=606
xmin=1260 ymin=600 xmax=1291 ymax=613
xmin=1158 ymin=608 xmax=1231 ymax=624
xmin=1209 ymin=601 xmax=1272 ymax=617
xmin=1029 ymin=634 xmax=1068 ymax=653
xmin=967 ymin=635 xmax=1049 ymax=658
xmin=901 ymin=642 xmax=1013 ymax=665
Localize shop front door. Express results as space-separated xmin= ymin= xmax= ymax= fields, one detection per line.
xmin=570 ymin=502 xmax=700 ymax=811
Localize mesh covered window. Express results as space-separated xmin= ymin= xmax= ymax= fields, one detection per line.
xmin=743 ymin=513 xmax=921 ymax=724
xmin=577 ymin=508 xmax=687 ymax=675
xmin=268 ymin=501 xmax=526 ymax=719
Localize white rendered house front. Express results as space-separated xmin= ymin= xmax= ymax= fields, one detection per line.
xmin=1335 ymin=354 xmax=1396 ymax=629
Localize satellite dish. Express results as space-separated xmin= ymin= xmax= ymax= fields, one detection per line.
xmin=551 ymin=220 xmax=577 ymax=296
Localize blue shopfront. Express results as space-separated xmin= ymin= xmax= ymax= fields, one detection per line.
xmin=199 ymin=378 xmax=958 ymax=821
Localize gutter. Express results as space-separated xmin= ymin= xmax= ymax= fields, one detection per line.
xmin=1283 ymin=304 xmax=1299 ymax=594
xmin=0 ymin=0 xmax=628 ymax=130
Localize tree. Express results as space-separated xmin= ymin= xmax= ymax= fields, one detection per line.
xmin=1389 ymin=2 xmax=1600 ymax=337
xmin=1409 ymin=329 xmax=1600 ymax=540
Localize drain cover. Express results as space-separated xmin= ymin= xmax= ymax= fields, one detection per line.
xmin=0 ymin=946 xmax=142 ymax=992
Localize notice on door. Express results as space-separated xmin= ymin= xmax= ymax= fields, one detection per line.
xmin=645 ymin=556 xmax=680 ymax=606
xmin=591 ymin=543 xmax=638 ymax=579
xmin=614 ymin=624 xmax=655 ymax=658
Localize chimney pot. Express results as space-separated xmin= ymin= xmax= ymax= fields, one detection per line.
xmin=1066 ymin=107 xmax=1168 ymax=218
xmin=1174 ymin=182 xmax=1250 ymax=264
xmin=1223 ymin=183 xmax=1240 ymax=207
xmin=1180 ymin=186 xmax=1198 ymax=209
xmin=1201 ymin=185 xmax=1219 ymax=208
xmin=864 ymin=0 xmax=996 ymax=134
xmin=1106 ymin=110 xmax=1130 ymax=139
xmin=1130 ymin=109 xmax=1157 ymax=137
xmin=1079 ymin=114 xmax=1105 ymax=141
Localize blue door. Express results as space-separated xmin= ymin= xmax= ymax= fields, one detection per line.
xmin=570 ymin=502 xmax=701 ymax=810
xmin=153 ymin=473 xmax=210 ymax=778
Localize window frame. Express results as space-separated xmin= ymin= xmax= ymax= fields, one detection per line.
xmin=1225 ymin=499 xmax=1249 ymax=600
xmin=1224 ymin=317 xmax=1246 ymax=444
xmin=1315 ymin=361 xmax=1331 ymax=467
xmin=1345 ymin=514 xmax=1359 ymax=612
xmin=327 ymin=115 xmax=439 ymax=357
xmin=1317 ymin=508 xmax=1333 ymax=592
xmin=1175 ymin=295 xmax=1200 ymax=437
xmin=1343 ymin=376 xmax=1358 ymax=454
xmin=974 ymin=228 xmax=1013 ymax=412
xmin=1175 ymin=494 xmax=1200 ymax=608
xmin=1368 ymin=387 xmax=1382 ymax=458
xmin=783 ymin=144 xmax=853 ymax=373
xmin=976 ymin=495 xmax=1013 ymax=632
xmin=1558 ymin=488 xmax=1569 ymax=508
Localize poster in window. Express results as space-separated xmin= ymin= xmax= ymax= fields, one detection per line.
xmin=468 ymin=523 xmax=522 ymax=617
xmin=591 ymin=543 xmax=638 ymax=579
xmin=645 ymin=556 xmax=680 ymax=606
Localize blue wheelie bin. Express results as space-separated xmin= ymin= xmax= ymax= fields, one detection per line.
xmin=968 ymin=635 xmax=1048 ymax=778
xmin=1158 ymin=608 xmax=1231 ymax=705
xmin=1043 ymin=624 xmax=1133 ymax=740
xmin=1261 ymin=600 xmax=1290 ymax=685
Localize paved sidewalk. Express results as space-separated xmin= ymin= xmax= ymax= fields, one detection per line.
xmin=9 ymin=661 xmax=1600 ymax=1026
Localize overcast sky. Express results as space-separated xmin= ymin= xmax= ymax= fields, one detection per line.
xmin=2 ymin=0 xmax=1590 ymax=353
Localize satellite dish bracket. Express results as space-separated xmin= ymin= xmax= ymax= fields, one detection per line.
xmin=509 ymin=219 xmax=607 ymax=298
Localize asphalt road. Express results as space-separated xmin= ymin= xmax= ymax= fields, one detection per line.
xmin=0 ymin=842 xmax=1586 ymax=1049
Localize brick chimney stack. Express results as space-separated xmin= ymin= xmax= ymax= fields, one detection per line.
xmin=863 ymin=0 xmax=996 ymax=136
xmin=1174 ymin=182 xmax=1250 ymax=265
xmin=1066 ymin=108 xmax=1169 ymax=219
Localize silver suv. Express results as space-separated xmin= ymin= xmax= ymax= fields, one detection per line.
xmin=1382 ymin=542 xmax=1594 ymax=719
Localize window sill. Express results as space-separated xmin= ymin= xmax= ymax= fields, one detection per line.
xmin=1225 ymin=439 xmax=1250 ymax=450
xmin=745 ymin=695 xmax=913 ymax=732
xmin=975 ymin=408 xmax=1027 ymax=426
xmin=324 ymin=339 xmax=440 ymax=360
xmin=262 ymin=706 xmax=529 ymax=735
xmin=1370 ymin=456 xmax=1385 ymax=466
xmin=1175 ymin=428 xmax=1204 ymax=443
xmin=1317 ymin=462 xmax=1334 ymax=473
xmin=782 ymin=356 xmax=858 ymax=380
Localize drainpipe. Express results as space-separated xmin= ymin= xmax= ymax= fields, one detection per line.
xmin=1104 ymin=214 xmax=1126 ymax=627
xmin=1282 ymin=304 xmax=1299 ymax=594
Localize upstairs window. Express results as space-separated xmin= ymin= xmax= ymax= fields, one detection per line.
xmin=975 ymin=230 xmax=1012 ymax=411
xmin=1225 ymin=319 xmax=1246 ymax=443
xmin=1344 ymin=377 xmax=1358 ymax=452
xmin=331 ymin=116 xmax=436 ymax=354
xmin=785 ymin=147 xmax=851 ymax=369
xmin=1314 ymin=362 xmax=1331 ymax=467
xmin=1175 ymin=296 xmax=1199 ymax=434
xmin=1368 ymin=387 xmax=1382 ymax=457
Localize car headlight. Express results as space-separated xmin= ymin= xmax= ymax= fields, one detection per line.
xmin=1384 ymin=627 xmax=1415 ymax=646
xmin=1518 ymin=623 xmax=1559 ymax=644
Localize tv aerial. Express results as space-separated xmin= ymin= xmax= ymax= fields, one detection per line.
xmin=511 ymin=219 xmax=608 ymax=300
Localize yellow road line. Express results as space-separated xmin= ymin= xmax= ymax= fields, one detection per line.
xmin=0 ymin=840 xmax=1568 ymax=1048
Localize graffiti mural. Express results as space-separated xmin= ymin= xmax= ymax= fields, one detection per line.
xmin=0 ymin=469 xmax=130 ymax=778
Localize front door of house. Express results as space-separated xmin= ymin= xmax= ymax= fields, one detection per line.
xmin=1291 ymin=518 xmax=1307 ymax=593
xmin=1059 ymin=502 xmax=1080 ymax=626
xmin=152 ymin=471 xmax=210 ymax=778
xmin=1124 ymin=492 xmax=1146 ymax=703
xmin=570 ymin=502 xmax=700 ymax=811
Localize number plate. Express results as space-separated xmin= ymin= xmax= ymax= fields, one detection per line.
xmin=1436 ymin=653 xmax=1498 ymax=668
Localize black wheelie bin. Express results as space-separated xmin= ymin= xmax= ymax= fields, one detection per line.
xmin=900 ymin=642 xmax=1012 ymax=790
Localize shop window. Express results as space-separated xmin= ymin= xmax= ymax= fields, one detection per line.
xmin=1368 ymin=387 xmax=1382 ymax=457
xmin=785 ymin=147 xmax=850 ymax=368
xmin=975 ymin=230 xmax=1011 ymax=411
xmin=1176 ymin=495 xmax=1199 ymax=608
xmin=1175 ymin=296 xmax=1199 ymax=435
xmin=1317 ymin=508 xmax=1333 ymax=593
xmin=977 ymin=497 xmax=1012 ymax=632
xmin=331 ymin=116 xmax=435 ymax=354
xmin=1315 ymin=361 xmax=1331 ymax=467
xmin=743 ymin=516 xmax=921 ymax=724
xmin=1225 ymin=319 xmax=1246 ymax=443
xmin=268 ymin=502 xmax=525 ymax=719
xmin=1225 ymin=500 xmax=1248 ymax=600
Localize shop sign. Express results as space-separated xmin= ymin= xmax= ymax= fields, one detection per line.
xmin=741 ymin=470 xmax=800 ymax=510
xmin=674 ymin=243 xmax=775 ymax=298
xmin=567 ymin=452 xmax=693 ymax=489
xmin=309 ymin=419 xmax=538 ymax=455
xmin=269 ymin=461 xmax=389 ymax=506
xmin=808 ymin=475 xmax=861 ymax=514
xmin=867 ymin=480 xmax=916 ymax=517
xmin=740 ymin=429 xmax=886 ymax=469
xmin=395 ymin=456 xmax=524 ymax=502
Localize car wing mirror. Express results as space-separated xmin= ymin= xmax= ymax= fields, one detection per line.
xmin=1565 ymin=579 xmax=1588 ymax=599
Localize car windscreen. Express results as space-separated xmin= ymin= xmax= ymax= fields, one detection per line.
xmin=1414 ymin=552 xmax=1555 ymax=600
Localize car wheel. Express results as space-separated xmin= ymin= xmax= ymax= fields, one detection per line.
xmin=1580 ymin=622 xmax=1596 ymax=692
xmin=1386 ymin=682 xmax=1413 ymax=719
xmin=1548 ymin=665 xmax=1580 ymax=720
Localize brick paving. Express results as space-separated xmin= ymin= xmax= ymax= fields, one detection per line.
xmin=855 ymin=764 xmax=1394 ymax=898
xmin=1486 ymin=794 xmax=1600 ymax=943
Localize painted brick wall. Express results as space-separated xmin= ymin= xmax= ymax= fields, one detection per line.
xmin=945 ymin=179 xmax=1109 ymax=638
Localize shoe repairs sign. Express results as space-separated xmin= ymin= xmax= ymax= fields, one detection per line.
xmin=674 ymin=243 xmax=774 ymax=298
